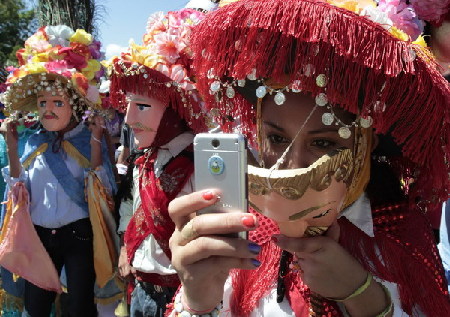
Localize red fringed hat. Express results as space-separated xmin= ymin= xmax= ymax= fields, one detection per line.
xmin=191 ymin=0 xmax=450 ymax=206
xmin=109 ymin=9 xmax=210 ymax=133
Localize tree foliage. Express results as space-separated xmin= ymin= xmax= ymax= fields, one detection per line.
xmin=0 ymin=0 xmax=36 ymax=68
xmin=37 ymin=0 xmax=105 ymax=38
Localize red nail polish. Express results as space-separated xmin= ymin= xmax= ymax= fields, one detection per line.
xmin=242 ymin=215 xmax=255 ymax=228
xmin=271 ymin=235 xmax=278 ymax=243
xmin=202 ymin=191 xmax=214 ymax=201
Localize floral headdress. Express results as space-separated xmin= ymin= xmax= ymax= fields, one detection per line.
xmin=192 ymin=0 xmax=450 ymax=207
xmin=3 ymin=25 xmax=106 ymax=117
xmin=110 ymin=8 xmax=209 ymax=133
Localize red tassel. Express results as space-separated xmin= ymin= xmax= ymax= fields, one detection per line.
xmin=192 ymin=0 xmax=450 ymax=208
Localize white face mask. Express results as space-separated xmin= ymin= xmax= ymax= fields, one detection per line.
xmin=248 ymin=148 xmax=354 ymax=237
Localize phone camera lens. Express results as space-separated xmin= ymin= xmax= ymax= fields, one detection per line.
xmin=211 ymin=139 xmax=220 ymax=148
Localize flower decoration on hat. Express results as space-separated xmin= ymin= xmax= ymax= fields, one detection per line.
xmin=3 ymin=25 xmax=106 ymax=117
xmin=110 ymin=8 xmax=209 ymax=133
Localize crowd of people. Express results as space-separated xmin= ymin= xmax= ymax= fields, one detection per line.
xmin=0 ymin=0 xmax=449 ymax=316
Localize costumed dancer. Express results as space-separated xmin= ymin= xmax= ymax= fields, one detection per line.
xmin=167 ymin=0 xmax=450 ymax=316
xmin=110 ymin=4 xmax=216 ymax=316
xmin=0 ymin=25 xmax=119 ymax=316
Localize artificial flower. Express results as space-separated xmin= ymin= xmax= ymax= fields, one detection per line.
xmin=154 ymin=32 xmax=186 ymax=64
xmin=45 ymin=60 xmax=73 ymax=77
xmin=70 ymin=29 xmax=93 ymax=46
xmin=31 ymin=51 xmax=51 ymax=63
xmin=82 ymin=59 xmax=101 ymax=80
xmin=58 ymin=47 xmax=88 ymax=70
xmin=45 ymin=25 xmax=74 ymax=47
xmin=361 ymin=5 xmax=393 ymax=29
xmin=146 ymin=11 xmax=166 ymax=34
xmin=86 ymin=85 xmax=100 ymax=103
xmin=389 ymin=26 xmax=409 ymax=41
xmin=25 ymin=63 xmax=47 ymax=74
xmin=71 ymin=73 xmax=89 ymax=95
xmin=410 ymin=0 xmax=450 ymax=25
xmin=412 ymin=35 xmax=427 ymax=48
xmin=88 ymin=40 xmax=103 ymax=60
xmin=378 ymin=0 xmax=424 ymax=41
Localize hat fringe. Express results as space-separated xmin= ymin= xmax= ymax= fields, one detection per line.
xmin=192 ymin=0 xmax=450 ymax=205
xmin=110 ymin=66 xmax=206 ymax=133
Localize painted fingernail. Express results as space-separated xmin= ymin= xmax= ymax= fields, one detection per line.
xmin=251 ymin=259 xmax=261 ymax=267
xmin=248 ymin=242 xmax=261 ymax=255
xmin=242 ymin=215 xmax=256 ymax=228
xmin=271 ymin=234 xmax=283 ymax=243
xmin=202 ymin=191 xmax=215 ymax=201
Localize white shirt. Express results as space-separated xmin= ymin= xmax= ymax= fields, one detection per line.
xmin=118 ymin=132 xmax=194 ymax=274
xmin=2 ymin=123 xmax=112 ymax=228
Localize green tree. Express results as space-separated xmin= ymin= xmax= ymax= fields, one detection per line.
xmin=0 ymin=0 xmax=36 ymax=68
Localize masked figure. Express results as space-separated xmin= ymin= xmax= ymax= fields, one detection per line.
xmin=0 ymin=25 xmax=118 ymax=316
xmin=166 ymin=0 xmax=450 ymax=316
xmin=110 ymin=5 xmax=216 ymax=316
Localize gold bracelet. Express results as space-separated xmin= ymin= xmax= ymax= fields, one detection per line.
xmin=375 ymin=283 xmax=393 ymax=317
xmin=326 ymin=273 xmax=373 ymax=302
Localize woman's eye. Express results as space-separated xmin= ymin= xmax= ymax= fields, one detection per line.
xmin=267 ymin=134 xmax=290 ymax=145
xmin=311 ymin=139 xmax=336 ymax=149
xmin=137 ymin=103 xmax=151 ymax=111
xmin=312 ymin=209 xmax=330 ymax=219
xmin=39 ymin=101 xmax=46 ymax=108
xmin=54 ymin=101 xmax=64 ymax=107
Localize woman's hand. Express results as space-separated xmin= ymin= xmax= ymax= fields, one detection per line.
xmin=0 ymin=119 xmax=19 ymax=152
xmin=88 ymin=115 xmax=105 ymax=141
xmin=273 ymin=221 xmax=391 ymax=317
xmin=118 ymin=245 xmax=135 ymax=282
xmin=169 ymin=189 xmax=260 ymax=312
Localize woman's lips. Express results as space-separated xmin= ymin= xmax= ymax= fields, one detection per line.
xmin=44 ymin=115 xmax=56 ymax=119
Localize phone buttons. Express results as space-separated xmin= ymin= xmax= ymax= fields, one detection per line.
xmin=208 ymin=155 xmax=225 ymax=175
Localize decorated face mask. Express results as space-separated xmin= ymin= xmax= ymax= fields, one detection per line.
xmin=248 ymin=92 xmax=371 ymax=237
xmin=125 ymin=93 xmax=166 ymax=148
xmin=37 ymin=90 xmax=72 ymax=131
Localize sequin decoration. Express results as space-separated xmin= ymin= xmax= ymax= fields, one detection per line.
xmin=226 ymin=86 xmax=235 ymax=98
xmin=316 ymin=74 xmax=328 ymax=88
xmin=210 ymin=81 xmax=221 ymax=92
xmin=360 ymin=116 xmax=373 ymax=128
xmin=274 ymin=91 xmax=286 ymax=105
xmin=303 ymin=64 xmax=315 ymax=77
xmin=256 ymin=86 xmax=267 ymax=98
xmin=315 ymin=93 xmax=328 ymax=107
xmin=291 ymin=80 xmax=302 ymax=93
xmin=338 ymin=126 xmax=351 ymax=139
xmin=247 ymin=68 xmax=257 ymax=81
xmin=322 ymin=113 xmax=334 ymax=125
xmin=237 ymin=80 xmax=246 ymax=87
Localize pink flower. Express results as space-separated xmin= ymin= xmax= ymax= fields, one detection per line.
xmin=154 ymin=32 xmax=186 ymax=64
xmin=58 ymin=47 xmax=88 ymax=70
xmin=378 ymin=0 xmax=424 ymax=40
xmin=146 ymin=11 xmax=166 ymax=33
xmin=410 ymin=0 xmax=450 ymax=24
xmin=45 ymin=60 xmax=73 ymax=77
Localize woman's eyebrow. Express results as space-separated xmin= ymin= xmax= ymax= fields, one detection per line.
xmin=307 ymin=128 xmax=340 ymax=135
xmin=263 ymin=121 xmax=285 ymax=132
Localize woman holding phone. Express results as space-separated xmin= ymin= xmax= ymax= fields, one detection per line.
xmin=167 ymin=0 xmax=450 ymax=316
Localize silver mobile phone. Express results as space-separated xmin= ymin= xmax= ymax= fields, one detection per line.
xmin=194 ymin=133 xmax=248 ymax=239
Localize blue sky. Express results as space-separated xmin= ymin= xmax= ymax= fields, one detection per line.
xmin=98 ymin=0 xmax=188 ymax=59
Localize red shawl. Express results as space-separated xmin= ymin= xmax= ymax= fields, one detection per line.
xmin=230 ymin=205 xmax=450 ymax=316
xmin=124 ymin=107 xmax=192 ymax=287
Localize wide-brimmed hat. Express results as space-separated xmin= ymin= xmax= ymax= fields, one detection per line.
xmin=191 ymin=0 xmax=450 ymax=204
xmin=110 ymin=8 xmax=212 ymax=133
xmin=4 ymin=25 xmax=105 ymax=114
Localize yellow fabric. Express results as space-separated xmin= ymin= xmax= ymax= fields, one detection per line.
xmin=342 ymin=127 xmax=372 ymax=208
xmin=22 ymin=143 xmax=48 ymax=169
xmin=61 ymin=140 xmax=91 ymax=168
xmin=86 ymin=171 xmax=118 ymax=288
xmin=0 ymin=288 xmax=23 ymax=312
